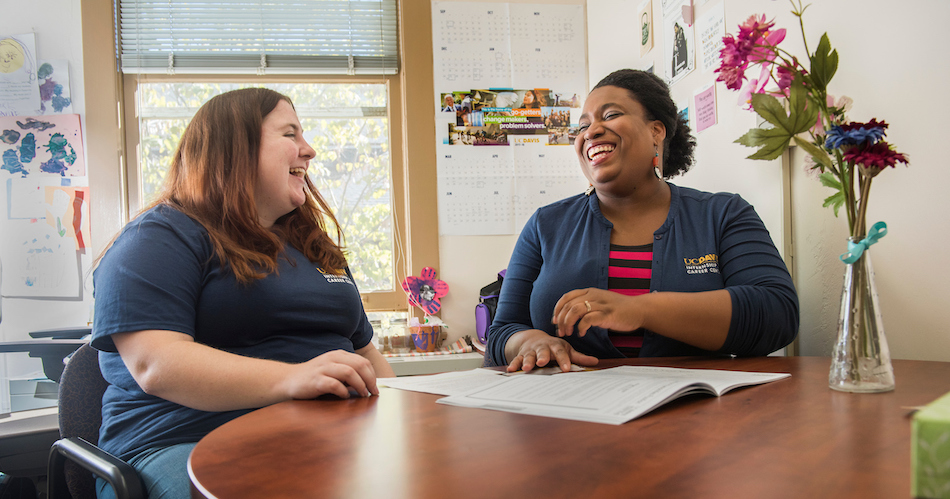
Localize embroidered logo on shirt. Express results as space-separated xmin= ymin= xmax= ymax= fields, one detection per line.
xmin=683 ymin=254 xmax=719 ymax=275
xmin=316 ymin=267 xmax=354 ymax=285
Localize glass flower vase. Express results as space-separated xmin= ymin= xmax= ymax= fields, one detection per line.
xmin=828 ymin=242 xmax=895 ymax=392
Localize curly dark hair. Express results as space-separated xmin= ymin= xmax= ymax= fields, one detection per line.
xmin=592 ymin=69 xmax=696 ymax=178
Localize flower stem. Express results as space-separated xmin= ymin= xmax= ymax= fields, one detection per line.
xmin=853 ymin=173 xmax=872 ymax=239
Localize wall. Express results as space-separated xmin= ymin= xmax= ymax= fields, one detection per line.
xmin=585 ymin=0 xmax=950 ymax=361
xmin=785 ymin=0 xmax=950 ymax=361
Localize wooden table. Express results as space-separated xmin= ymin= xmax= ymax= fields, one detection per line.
xmin=188 ymin=356 xmax=950 ymax=498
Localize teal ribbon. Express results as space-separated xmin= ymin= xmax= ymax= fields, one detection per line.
xmin=840 ymin=221 xmax=887 ymax=264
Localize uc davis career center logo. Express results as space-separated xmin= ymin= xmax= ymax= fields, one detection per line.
xmin=684 ymin=254 xmax=719 ymax=275
xmin=316 ymin=267 xmax=354 ymax=285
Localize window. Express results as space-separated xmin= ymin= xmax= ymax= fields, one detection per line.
xmin=132 ymin=81 xmax=395 ymax=292
xmin=114 ymin=0 xmax=426 ymax=309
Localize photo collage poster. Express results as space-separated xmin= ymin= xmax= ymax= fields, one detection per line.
xmin=432 ymin=2 xmax=588 ymax=235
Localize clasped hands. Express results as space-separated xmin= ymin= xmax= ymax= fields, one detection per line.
xmin=505 ymin=288 xmax=646 ymax=373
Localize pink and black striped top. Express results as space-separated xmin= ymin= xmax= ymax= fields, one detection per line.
xmin=608 ymin=243 xmax=653 ymax=357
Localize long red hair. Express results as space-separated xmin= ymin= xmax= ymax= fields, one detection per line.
xmin=149 ymin=87 xmax=347 ymax=283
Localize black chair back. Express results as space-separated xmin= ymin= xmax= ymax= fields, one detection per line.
xmin=56 ymin=343 xmax=109 ymax=498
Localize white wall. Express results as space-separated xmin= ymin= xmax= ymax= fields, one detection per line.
xmin=0 ymin=0 xmax=90 ymax=411
xmin=786 ymin=0 xmax=950 ymax=361
xmin=585 ymin=0 xmax=950 ymax=361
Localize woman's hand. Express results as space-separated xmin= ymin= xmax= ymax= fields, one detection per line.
xmin=552 ymin=288 xmax=644 ymax=337
xmin=504 ymin=329 xmax=598 ymax=373
xmin=281 ymin=349 xmax=380 ymax=400
xmin=551 ymin=288 xmax=732 ymax=351
xmin=114 ymin=329 xmax=386 ymax=412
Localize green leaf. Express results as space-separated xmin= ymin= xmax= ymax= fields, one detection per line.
xmin=735 ymin=127 xmax=792 ymax=161
xmin=785 ymin=80 xmax=821 ymax=136
xmin=749 ymin=93 xmax=787 ymax=128
xmin=818 ymin=172 xmax=842 ymax=189
xmin=809 ymin=33 xmax=839 ymax=91
xmin=822 ymin=191 xmax=845 ymax=217
xmin=739 ymin=88 xmax=820 ymax=161
xmin=794 ymin=137 xmax=833 ymax=170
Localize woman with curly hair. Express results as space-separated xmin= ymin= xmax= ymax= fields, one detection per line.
xmin=487 ymin=69 xmax=798 ymax=372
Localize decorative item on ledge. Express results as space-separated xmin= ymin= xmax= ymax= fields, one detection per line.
xmin=401 ymin=267 xmax=450 ymax=353
xmin=716 ymin=1 xmax=908 ymax=392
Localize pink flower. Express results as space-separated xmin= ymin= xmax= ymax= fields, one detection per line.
xmin=737 ymin=64 xmax=770 ymax=109
xmin=716 ymin=64 xmax=746 ymax=90
xmin=717 ymin=14 xmax=789 ymax=97
xmin=776 ymin=65 xmax=793 ymax=91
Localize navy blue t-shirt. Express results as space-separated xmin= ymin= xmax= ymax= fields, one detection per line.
xmin=91 ymin=204 xmax=373 ymax=461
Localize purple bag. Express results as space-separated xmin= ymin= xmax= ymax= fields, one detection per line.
xmin=474 ymin=269 xmax=505 ymax=344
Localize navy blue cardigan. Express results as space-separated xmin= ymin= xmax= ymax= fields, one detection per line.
xmin=486 ymin=183 xmax=799 ymax=365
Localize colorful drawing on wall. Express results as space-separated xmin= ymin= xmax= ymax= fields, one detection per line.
xmin=37 ymin=60 xmax=72 ymax=114
xmin=0 ymin=217 xmax=83 ymax=299
xmin=45 ymin=186 xmax=89 ymax=251
xmin=0 ymin=33 xmax=41 ymax=116
xmin=0 ymin=113 xmax=85 ymax=177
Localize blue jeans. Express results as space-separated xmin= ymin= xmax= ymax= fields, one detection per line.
xmin=96 ymin=442 xmax=197 ymax=499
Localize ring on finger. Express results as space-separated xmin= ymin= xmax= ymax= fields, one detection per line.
xmin=584 ymin=300 xmax=592 ymax=313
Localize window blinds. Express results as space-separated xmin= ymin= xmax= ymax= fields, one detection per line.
xmin=116 ymin=0 xmax=398 ymax=75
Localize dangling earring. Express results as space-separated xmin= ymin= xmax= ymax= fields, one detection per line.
xmin=653 ymin=145 xmax=662 ymax=179
xmin=585 ymin=184 xmax=594 ymax=195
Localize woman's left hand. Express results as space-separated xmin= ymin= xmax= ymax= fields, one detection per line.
xmin=552 ymin=288 xmax=644 ymax=337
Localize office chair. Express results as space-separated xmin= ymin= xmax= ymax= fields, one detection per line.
xmin=47 ymin=343 xmax=145 ymax=499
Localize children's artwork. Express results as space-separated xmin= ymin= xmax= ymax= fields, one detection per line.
xmin=0 ymin=220 xmax=83 ymax=299
xmin=37 ymin=60 xmax=73 ymax=114
xmin=0 ymin=113 xmax=85 ymax=177
xmin=401 ymin=267 xmax=449 ymax=316
xmin=45 ymin=186 xmax=90 ymax=251
xmin=0 ymin=33 xmax=41 ymax=117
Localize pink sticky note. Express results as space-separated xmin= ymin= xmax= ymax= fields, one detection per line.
xmin=694 ymin=85 xmax=717 ymax=132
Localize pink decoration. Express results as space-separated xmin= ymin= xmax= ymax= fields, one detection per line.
xmin=401 ymin=267 xmax=449 ymax=315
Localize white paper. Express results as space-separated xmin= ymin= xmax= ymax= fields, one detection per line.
xmin=696 ymin=2 xmax=726 ymax=74
xmin=438 ymin=366 xmax=790 ymax=425
xmin=0 ymin=34 xmax=41 ymax=117
xmin=379 ymin=368 xmax=505 ymax=396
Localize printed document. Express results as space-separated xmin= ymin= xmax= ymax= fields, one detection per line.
xmin=415 ymin=366 xmax=790 ymax=425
